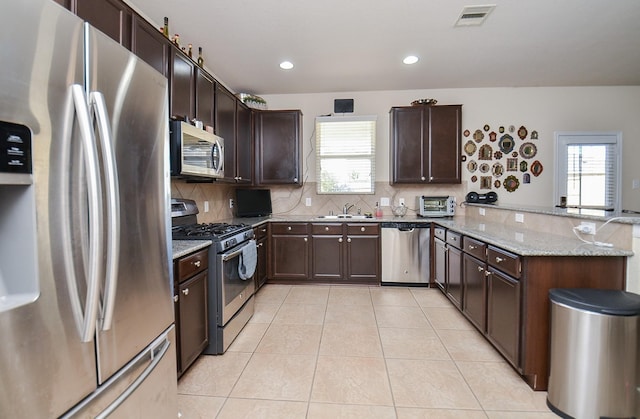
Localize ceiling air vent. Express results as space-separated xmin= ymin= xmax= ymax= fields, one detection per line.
xmin=454 ymin=4 xmax=496 ymax=27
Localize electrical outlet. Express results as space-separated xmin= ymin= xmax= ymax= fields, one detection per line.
xmin=479 ymin=208 xmax=485 ymax=216
xmin=633 ymin=179 xmax=640 ymax=189
xmin=229 ymin=199 xmax=234 ymax=209
xmin=204 ymin=201 xmax=209 ymax=213
xmin=577 ymin=222 xmax=596 ymax=235
xmin=515 ymin=213 xmax=524 ymax=223
xmin=305 ymin=197 xmax=312 ymax=206
xmin=398 ymin=198 xmax=405 ymax=206
xmin=380 ymin=197 xmax=390 ymax=207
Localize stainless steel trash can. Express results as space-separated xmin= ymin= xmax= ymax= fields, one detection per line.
xmin=547 ymin=288 xmax=640 ymax=419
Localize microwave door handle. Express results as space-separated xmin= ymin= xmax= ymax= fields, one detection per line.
xmin=90 ymin=91 xmax=120 ymax=331
xmin=70 ymin=84 xmax=104 ymax=342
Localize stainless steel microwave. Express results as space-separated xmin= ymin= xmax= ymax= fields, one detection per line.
xmin=417 ymin=195 xmax=456 ymax=217
xmin=170 ymin=121 xmax=224 ymax=179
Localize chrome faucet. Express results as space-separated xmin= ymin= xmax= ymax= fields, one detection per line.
xmin=343 ymin=203 xmax=354 ymax=214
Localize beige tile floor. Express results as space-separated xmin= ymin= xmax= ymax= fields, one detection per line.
xmin=177 ymin=285 xmax=556 ymax=418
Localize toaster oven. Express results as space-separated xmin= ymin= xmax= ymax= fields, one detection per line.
xmin=417 ymin=195 xmax=456 ymax=217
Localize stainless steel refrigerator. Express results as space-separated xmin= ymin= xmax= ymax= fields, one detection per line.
xmin=0 ymin=1 xmax=177 ymax=417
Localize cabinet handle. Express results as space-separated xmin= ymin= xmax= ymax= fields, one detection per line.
xmin=485 ymin=271 xmax=492 ymax=277
xmin=173 ymin=295 xmax=179 ymax=303
xmin=430 ymin=176 xmax=434 ymax=181
xmin=360 ymin=227 xmax=365 ymax=232
xmin=325 ymin=226 xmax=329 ymax=231
xmin=182 ymin=288 xmax=189 ymax=296
xmin=477 ymin=266 xmax=484 ymax=272
xmin=347 ymin=238 xmax=352 ymax=243
xmin=293 ymin=177 xmax=298 ymax=182
xmin=287 ymin=226 xmax=292 ymax=231
xmin=194 ymin=260 xmax=201 ymax=268
xmin=495 ymin=256 xmax=504 ymax=263
xmin=304 ymin=237 xmax=308 ymax=242
xmin=468 ymin=244 xmax=476 ymax=250
xmin=338 ymin=238 xmax=343 ymax=243
xmin=261 ymin=228 xmax=267 ymax=233
xmin=421 ymin=176 xmax=426 ymax=181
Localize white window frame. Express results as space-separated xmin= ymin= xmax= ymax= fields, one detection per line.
xmin=554 ymin=131 xmax=622 ymax=211
xmin=315 ymin=115 xmax=377 ymax=194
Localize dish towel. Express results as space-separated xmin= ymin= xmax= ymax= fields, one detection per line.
xmin=238 ymin=239 xmax=257 ymax=280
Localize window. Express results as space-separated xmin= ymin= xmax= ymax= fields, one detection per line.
xmin=555 ymin=132 xmax=622 ymax=210
xmin=315 ymin=115 xmax=376 ymax=194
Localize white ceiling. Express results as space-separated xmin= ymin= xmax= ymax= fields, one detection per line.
xmin=126 ymin=0 xmax=640 ymax=95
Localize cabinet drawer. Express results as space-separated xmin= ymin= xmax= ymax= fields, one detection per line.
xmin=434 ymin=227 xmax=446 ymax=241
xmin=312 ymin=223 xmax=343 ymax=235
xmin=270 ymin=223 xmax=309 ymax=235
xmin=487 ymin=246 xmax=521 ymax=279
xmin=446 ymin=231 xmax=462 ymax=249
xmin=177 ymin=248 xmax=208 ymax=283
xmin=463 ymin=236 xmax=486 ymax=260
xmin=254 ymin=224 xmax=268 ymax=239
xmin=347 ymin=223 xmax=379 ymax=235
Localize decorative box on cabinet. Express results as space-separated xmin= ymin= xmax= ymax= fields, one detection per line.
xmin=390 ymin=105 xmax=461 ymax=184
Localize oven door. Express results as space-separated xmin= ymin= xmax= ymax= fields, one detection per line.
xmin=217 ymin=240 xmax=256 ymax=325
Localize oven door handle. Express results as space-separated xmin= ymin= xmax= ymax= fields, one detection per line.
xmin=222 ymin=246 xmax=245 ymax=262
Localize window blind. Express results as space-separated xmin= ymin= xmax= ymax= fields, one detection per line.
xmin=566 ymin=143 xmax=617 ymax=209
xmin=315 ymin=116 xmax=376 ymax=194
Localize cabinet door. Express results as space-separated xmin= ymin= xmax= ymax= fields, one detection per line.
xmin=427 ymin=105 xmax=461 ymax=183
xmin=462 ymin=253 xmax=486 ymax=332
xmin=178 ymin=270 xmax=208 ymax=375
xmin=487 ymin=268 xmax=520 ymax=367
xmin=215 ymin=84 xmax=237 ymax=180
xmin=195 ymin=70 xmax=214 ymax=128
xmin=235 ymin=101 xmax=253 ymax=183
xmin=447 ymin=246 xmax=463 ymax=309
xmin=346 ymin=235 xmax=379 ymax=283
xmin=270 ymin=235 xmax=309 ymax=280
xmin=76 ymin=0 xmax=132 ymax=48
xmin=254 ymin=110 xmax=302 ymax=185
xmin=433 ymin=237 xmax=447 ymax=291
xmin=131 ymin=15 xmax=168 ymax=77
xmin=170 ymin=47 xmax=195 ymax=120
xmin=390 ymin=107 xmax=424 ymax=183
xmin=255 ymin=236 xmax=268 ymax=290
xmin=311 ymin=235 xmax=344 ymax=281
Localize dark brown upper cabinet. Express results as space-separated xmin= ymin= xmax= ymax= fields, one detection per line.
xmin=235 ymin=100 xmax=253 ymax=183
xmin=254 ymin=110 xmax=302 ymax=185
xmin=390 ymin=105 xmax=462 ymax=184
xmin=195 ymin=69 xmax=214 ymax=128
xmin=170 ymin=46 xmax=195 ymax=121
xmin=76 ymin=0 xmax=132 ymax=49
xmin=214 ymin=84 xmax=237 ymax=181
xmin=131 ymin=15 xmax=169 ymax=77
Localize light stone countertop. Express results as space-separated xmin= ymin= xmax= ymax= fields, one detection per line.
xmin=467 ymin=203 xmax=640 ymax=224
xmin=172 ymin=240 xmax=212 ymax=260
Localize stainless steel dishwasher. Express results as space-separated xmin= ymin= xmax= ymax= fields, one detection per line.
xmin=380 ymin=222 xmax=430 ymax=284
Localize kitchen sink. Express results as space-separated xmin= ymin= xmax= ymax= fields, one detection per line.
xmin=315 ymin=214 xmax=370 ymax=219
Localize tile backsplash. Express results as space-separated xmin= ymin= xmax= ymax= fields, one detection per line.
xmin=171 ymin=180 xmax=468 ymax=223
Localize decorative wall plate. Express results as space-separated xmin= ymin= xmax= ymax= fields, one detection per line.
xmin=509 ymin=125 xmax=515 ymax=133
xmin=531 ymin=160 xmax=544 ymax=176
xmin=523 ymin=173 xmax=531 ymax=184
xmin=518 ymin=125 xmax=528 ymax=140
xmin=499 ymin=134 xmax=515 ymax=153
xmin=479 ymin=163 xmax=490 ymax=173
xmin=461 ymin=155 xmax=467 ymax=162
xmin=531 ymin=130 xmax=538 ymax=140
xmin=499 ymin=126 xmax=505 ymax=133
xmin=494 ymin=151 xmax=503 ymax=160
xmin=492 ymin=162 xmax=504 ymax=177
xmin=464 ymin=129 xmax=470 ymax=137
xmin=520 ymin=142 xmax=537 ymax=159
xmin=464 ymin=140 xmax=477 ymax=156
xmin=480 ymin=176 xmax=492 ymax=189
xmin=507 ymin=158 xmax=518 ymax=171
xmin=520 ymin=161 xmax=528 ymax=172
xmin=471 ymin=175 xmax=478 ymax=182
xmin=483 ymin=124 xmax=490 ymax=132
xmin=494 ymin=179 xmax=501 ymax=188
xmin=473 ymin=129 xmax=484 ymax=142
xmin=467 ymin=160 xmax=478 ymax=173
xmin=512 ymin=152 xmax=519 ymax=157
xmin=489 ymin=131 xmax=497 ymax=142
xmin=478 ymin=144 xmax=493 ymax=160
xmin=504 ymin=175 xmax=520 ymax=192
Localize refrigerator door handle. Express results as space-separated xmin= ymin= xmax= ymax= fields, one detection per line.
xmin=90 ymin=91 xmax=120 ymax=331
xmin=95 ymin=336 xmax=171 ymax=419
xmin=70 ymin=84 xmax=104 ymax=342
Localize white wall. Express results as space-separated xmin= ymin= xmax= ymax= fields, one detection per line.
xmin=263 ymin=86 xmax=640 ymax=210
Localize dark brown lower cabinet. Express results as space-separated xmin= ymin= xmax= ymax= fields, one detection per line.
xmin=462 ymin=253 xmax=486 ymax=332
xmin=433 ymin=236 xmax=447 ymax=291
xmin=311 ymin=224 xmax=344 ymax=281
xmin=446 ymin=245 xmax=463 ymax=309
xmin=486 ymin=267 xmax=520 ymax=367
xmin=346 ymin=224 xmax=379 ymax=284
xmin=269 ymin=223 xmax=310 ymax=281
xmin=254 ymin=225 xmax=268 ymax=291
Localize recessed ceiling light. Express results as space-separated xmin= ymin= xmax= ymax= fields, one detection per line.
xmin=279 ymin=61 xmax=294 ymax=70
xmin=403 ymin=55 xmax=419 ymax=65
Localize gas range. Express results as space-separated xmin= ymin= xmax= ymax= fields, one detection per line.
xmin=171 ymin=198 xmax=254 ymax=252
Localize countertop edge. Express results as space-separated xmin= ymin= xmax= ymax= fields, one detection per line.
xmin=172 ymin=240 xmax=212 ymax=260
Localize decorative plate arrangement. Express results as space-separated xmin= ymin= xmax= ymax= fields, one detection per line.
xmin=492 ymin=162 xmax=504 ymax=177
xmin=518 ymin=125 xmax=528 ymax=140
xmin=494 ymin=179 xmax=501 ymax=188
xmin=479 ymin=163 xmax=490 ymax=173
xmin=483 ymin=124 xmax=490 ymax=132
xmin=464 ymin=129 xmax=470 ymax=137
xmin=411 ymin=98 xmax=437 ymax=106
xmin=504 ymin=175 xmax=520 ymax=192
xmin=494 ymin=151 xmax=503 ymax=160
xmin=531 ymin=160 xmax=544 ymax=176
xmin=478 ymin=144 xmax=493 ymax=160
xmin=464 ymin=140 xmax=477 ymax=156
xmin=520 ymin=142 xmax=537 ymax=159
xmin=471 ymin=175 xmax=478 ymax=183
xmin=531 ymin=130 xmax=538 ymax=140
xmin=523 ymin=173 xmax=531 ymax=184
xmin=467 ymin=160 xmax=478 ymax=173
xmin=489 ymin=131 xmax=497 ymax=142
xmin=473 ymin=129 xmax=484 ymax=143
xmin=481 ymin=176 xmax=492 ymax=189
xmin=507 ymin=158 xmax=518 ymax=171
xmin=520 ymin=161 xmax=528 ymax=172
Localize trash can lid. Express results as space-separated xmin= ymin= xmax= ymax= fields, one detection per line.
xmin=549 ymin=288 xmax=640 ymax=316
